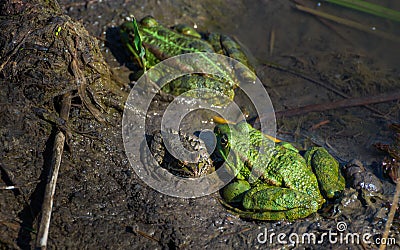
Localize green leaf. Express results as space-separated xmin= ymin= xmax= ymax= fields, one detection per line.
xmin=131 ymin=16 xmax=147 ymax=70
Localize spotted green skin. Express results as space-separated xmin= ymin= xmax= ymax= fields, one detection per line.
xmin=215 ymin=122 xmax=345 ymax=221
xmin=120 ymin=16 xmax=255 ymax=104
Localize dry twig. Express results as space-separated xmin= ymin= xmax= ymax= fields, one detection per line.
xmin=35 ymin=93 xmax=71 ymax=249
xmin=275 ymin=91 xmax=400 ymax=118
xmin=379 ymin=181 xmax=400 ymax=250
xmin=264 ymin=61 xmax=392 ymax=117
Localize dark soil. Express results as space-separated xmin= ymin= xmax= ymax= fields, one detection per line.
xmin=1 ymin=0 xmax=399 ymax=249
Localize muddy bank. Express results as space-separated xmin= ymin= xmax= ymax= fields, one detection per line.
xmin=1 ymin=0 xmax=399 ymax=249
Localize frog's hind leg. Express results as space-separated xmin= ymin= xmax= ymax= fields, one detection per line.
xmin=304 ymin=147 xmax=345 ymax=199
xmin=238 ymin=208 xmax=317 ymax=221
xmin=219 ymin=198 xmax=317 ymax=221
xmin=241 ymin=185 xmax=322 ymax=220
xmin=220 ymin=35 xmax=253 ymax=71
xmin=205 ymin=33 xmax=256 ymax=82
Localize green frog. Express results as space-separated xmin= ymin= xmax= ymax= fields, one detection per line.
xmin=215 ymin=121 xmax=346 ymax=221
xmin=120 ymin=16 xmax=255 ymax=104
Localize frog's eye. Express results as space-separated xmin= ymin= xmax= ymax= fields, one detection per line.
xmin=220 ymin=134 xmax=228 ymax=147
xmin=141 ymin=16 xmax=158 ymax=27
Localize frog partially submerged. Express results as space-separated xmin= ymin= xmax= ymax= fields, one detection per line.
xmin=215 ymin=121 xmax=345 ymax=221
xmin=120 ymin=16 xmax=255 ymax=104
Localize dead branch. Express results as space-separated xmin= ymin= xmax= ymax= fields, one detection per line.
xmin=35 ymin=93 xmax=71 ymax=250
xmin=379 ymin=181 xmax=400 ymax=250
xmin=264 ymin=61 xmax=387 ymax=116
xmin=275 ymin=91 xmax=400 ymax=118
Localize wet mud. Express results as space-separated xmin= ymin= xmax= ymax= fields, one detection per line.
xmin=1 ymin=0 xmax=399 ymax=248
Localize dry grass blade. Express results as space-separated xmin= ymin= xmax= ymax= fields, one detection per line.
xmin=295 ymin=4 xmax=400 ymax=43
xmin=135 ymin=230 xmax=160 ymax=243
xmin=326 ymin=0 xmax=400 ymax=22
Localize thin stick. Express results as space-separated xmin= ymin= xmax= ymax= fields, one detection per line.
xmin=35 ymin=93 xmax=71 ymax=249
xmin=0 ymin=180 xmax=40 ymax=190
xmin=269 ymin=29 xmax=275 ymax=56
xmin=293 ymin=0 xmax=353 ymax=43
xmin=0 ymin=185 xmax=18 ymax=190
xmin=275 ymin=91 xmax=400 ymax=118
xmin=135 ymin=230 xmax=160 ymax=243
xmin=379 ymin=181 xmax=400 ymax=250
xmin=264 ymin=61 xmax=387 ymax=116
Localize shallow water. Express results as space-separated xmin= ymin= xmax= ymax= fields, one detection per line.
xmin=4 ymin=0 xmax=398 ymax=248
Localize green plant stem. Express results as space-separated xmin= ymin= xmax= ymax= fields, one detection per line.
xmin=295 ymin=4 xmax=400 ymax=42
xmin=325 ymin=0 xmax=400 ymax=22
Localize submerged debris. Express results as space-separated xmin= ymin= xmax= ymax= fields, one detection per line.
xmin=343 ymin=159 xmax=383 ymax=193
xmin=375 ymin=123 xmax=400 ymax=183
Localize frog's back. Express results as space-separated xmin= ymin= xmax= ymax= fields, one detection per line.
xmin=139 ymin=20 xmax=215 ymax=57
xmin=266 ymin=144 xmax=325 ymax=204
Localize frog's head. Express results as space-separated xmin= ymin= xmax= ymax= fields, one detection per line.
xmin=214 ymin=121 xmax=250 ymax=160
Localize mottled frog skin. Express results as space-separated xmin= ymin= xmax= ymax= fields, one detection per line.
xmin=150 ymin=130 xmax=214 ymax=178
xmin=120 ymin=16 xmax=253 ymax=70
xmin=215 ymin=121 xmax=345 ymax=221
xmin=120 ymin=16 xmax=255 ymax=104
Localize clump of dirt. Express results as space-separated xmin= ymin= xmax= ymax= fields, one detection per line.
xmin=375 ymin=123 xmax=400 ymax=184
xmin=0 ymin=1 xmax=235 ymax=249
xmin=0 ymin=0 xmax=123 ymax=247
